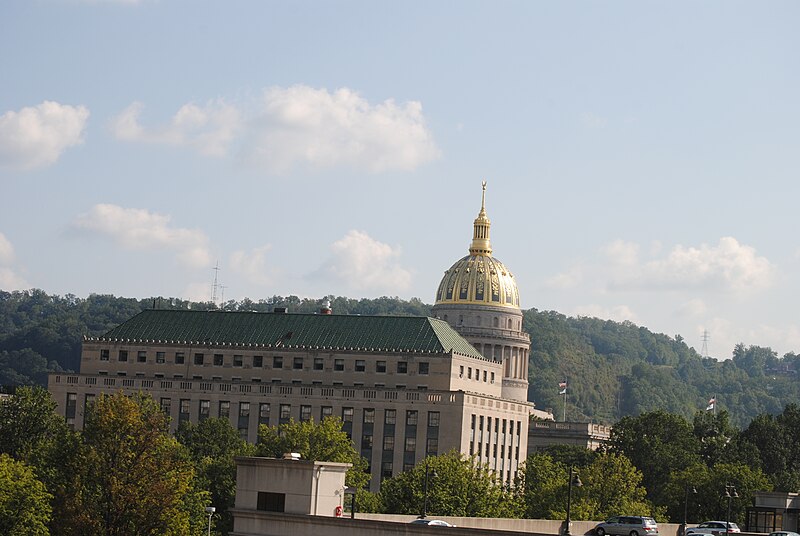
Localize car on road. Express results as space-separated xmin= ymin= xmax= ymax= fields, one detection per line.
xmin=409 ymin=519 xmax=455 ymax=527
xmin=595 ymin=516 xmax=659 ymax=536
xmin=686 ymin=521 xmax=741 ymax=535
xmin=768 ymin=532 xmax=800 ymax=536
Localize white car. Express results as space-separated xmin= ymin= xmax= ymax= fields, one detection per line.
xmin=686 ymin=521 xmax=741 ymax=535
xmin=410 ymin=519 xmax=455 ymax=527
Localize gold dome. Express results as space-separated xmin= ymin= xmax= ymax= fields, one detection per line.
xmin=434 ymin=182 xmax=521 ymax=308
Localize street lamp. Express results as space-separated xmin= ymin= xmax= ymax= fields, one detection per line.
xmin=205 ymin=506 xmax=215 ymax=536
xmin=681 ymin=485 xmax=698 ymax=536
xmin=420 ymin=458 xmax=438 ymax=519
xmin=565 ymin=467 xmax=582 ymax=536
xmin=724 ymin=484 xmax=739 ymax=534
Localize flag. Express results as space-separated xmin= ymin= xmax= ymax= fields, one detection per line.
xmin=559 ymin=380 xmax=567 ymax=395
xmin=706 ymin=397 xmax=716 ymax=411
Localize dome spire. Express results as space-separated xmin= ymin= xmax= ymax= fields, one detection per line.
xmin=469 ymin=181 xmax=492 ymax=255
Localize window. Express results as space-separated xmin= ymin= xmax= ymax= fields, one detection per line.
xmin=321 ymin=406 xmax=333 ymax=420
xmin=397 ymin=361 xmax=408 ymax=374
xmin=156 ymin=352 xmax=165 ymax=364
xmin=342 ymin=407 xmax=354 ymax=422
xmin=234 ymin=355 xmax=243 ymax=367
xmin=363 ymin=408 xmax=375 ymax=423
xmin=280 ymin=404 xmax=291 ymax=420
xmin=179 ymin=399 xmax=190 ymax=424
xmin=355 ymin=360 xmax=366 ymax=372
xmin=384 ymin=409 xmax=396 ymax=425
xmin=426 ymin=438 xmax=438 ymax=456
xmin=418 ymin=362 xmax=429 ymax=375
xmin=376 ymin=361 xmax=386 ymax=373
xmin=311 ymin=357 xmax=323 ymax=370
xmin=199 ymin=400 xmax=210 ymax=420
xmin=459 ymin=365 xmax=464 ymax=378
xmin=194 ymin=353 xmax=204 ymax=365
xmin=300 ymin=405 xmax=312 ymax=422
xmin=491 ymin=372 xmax=495 ymax=383
xmin=361 ymin=434 xmax=373 ymax=449
xmin=136 ymin=351 xmax=146 ymax=363
xmin=253 ymin=355 xmax=263 ymax=368
xmin=160 ymin=398 xmax=171 ymax=414
xmin=100 ymin=349 xmax=109 ymax=361
xmin=273 ymin=356 xmax=283 ymax=369
xmin=219 ymin=401 xmax=230 ymax=418
xmin=118 ymin=350 xmax=128 ymax=362
xmin=428 ymin=411 xmax=440 ymax=427
xmin=404 ymin=437 xmax=416 ymax=452
xmin=406 ymin=410 xmax=418 ymax=426
xmin=213 ymin=354 xmax=223 ymax=366
xmin=334 ymin=359 xmax=344 ymax=371
xmin=257 ymin=492 xmax=285 ymax=513
xmin=483 ymin=370 xmax=487 ymax=382
xmin=239 ymin=402 xmax=250 ymax=417
xmin=293 ymin=357 xmax=303 ymax=370
xmin=259 ymin=403 xmax=270 ymax=424
xmin=381 ymin=461 xmax=393 ymax=480
xmin=383 ymin=436 xmax=395 ymax=450
xmin=65 ymin=393 xmax=77 ymax=421
xmin=467 ymin=367 xmax=472 ymax=379
xmin=117 ymin=371 xmax=127 ymax=377
xmin=175 ymin=352 xmax=185 ymax=364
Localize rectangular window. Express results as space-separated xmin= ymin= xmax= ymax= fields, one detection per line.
xmin=175 ymin=352 xmax=185 ymax=364
xmin=426 ymin=437 xmax=439 ymax=456
xmin=257 ymin=492 xmax=286 ymax=513
xmin=361 ymin=434 xmax=373 ymax=449
xmin=194 ymin=353 xmax=204 ymax=365
xmin=406 ymin=410 xmax=418 ymax=426
xmin=483 ymin=370 xmax=487 ymax=382
xmin=342 ymin=407 xmax=354 ymax=422
xmin=364 ymin=408 xmax=375 ymax=423
xmin=137 ymin=351 xmax=147 ymax=363
xmin=321 ymin=406 xmax=333 ymax=420
xmin=219 ymin=401 xmax=230 ymax=418
xmin=179 ymin=399 xmax=190 ymax=424
xmin=239 ymin=402 xmax=250 ymax=417
xmin=334 ymin=359 xmax=344 ymax=371
xmin=273 ymin=356 xmax=283 ymax=369
xmin=280 ymin=404 xmax=291 ymax=420
xmin=118 ymin=350 xmax=128 ymax=362
xmin=381 ymin=461 xmax=393 ymax=480
xmin=293 ymin=357 xmax=303 ymax=370
xmin=253 ymin=355 xmax=263 ymax=368
xmin=355 ymin=360 xmax=366 ymax=372
xmin=65 ymin=393 xmax=77 ymax=420
xmin=459 ymin=365 xmax=464 ymax=377
xmin=418 ymin=362 xmax=429 ymax=375
xmin=404 ymin=437 xmax=416 ymax=452
xmin=156 ymin=351 xmax=165 ymax=364
xmin=383 ymin=436 xmax=395 ymax=450
xmin=259 ymin=403 xmax=270 ymax=425
xmin=160 ymin=397 xmax=171 ymax=415
xmin=397 ymin=361 xmax=408 ymax=374
xmin=100 ymin=349 xmax=109 ymax=361
xmin=376 ymin=361 xmax=386 ymax=373
xmin=384 ymin=409 xmax=396 ymax=425
xmin=213 ymin=354 xmax=223 ymax=366
xmin=300 ymin=405 xmax=312 ymax=422
xmin=234 ymin=355 xmax=243 ymax=367
xmin=428 ymin=411 xmax=440 ymax=427
xmin=490 ymin=372 xmax=495 ymax=384
xmin=199 ymin=400 xmax=210 ymax=420
xmin=467 ymin=367 xmax=472 ymax=379
xmin=313 ymin=357 xmax=323 ymax=370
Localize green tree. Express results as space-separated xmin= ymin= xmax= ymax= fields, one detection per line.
xmin=519 ymin=452 xmax=568 ymax=519
xmin=380 ymin=451 xmax=517 ymax=518
xmin=52 ymin=392 xmax=207 ymax=536
xmin=0 ymin=386 xmax=67 ymax=464
xmin=177 ymin=418 xmax=254 ymax=535
xmin=0 ymin=454 xmax=52 ymax=536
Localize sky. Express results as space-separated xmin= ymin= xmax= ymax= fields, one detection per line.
xmin=1 ymin=1 xmax=799 ymax=360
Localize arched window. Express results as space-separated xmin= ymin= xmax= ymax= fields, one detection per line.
xmin=493 ymin=317 xmax=499 ymax=327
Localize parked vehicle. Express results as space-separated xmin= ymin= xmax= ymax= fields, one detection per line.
xmin=768 ymin=532 xmax=800 ymax=536
xmin=409 ymin=519 xmax=455 ymax=527
xmin=686 ymin=521 xmax=741 ymax=535
xmin=595 ymin=516 xmax=659 ymax=536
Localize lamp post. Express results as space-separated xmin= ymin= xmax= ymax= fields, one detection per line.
xmin=681 ymin=485 xmax=698 ymax=536
xmin=565 ymin=467 xmax=582 ymax=536
xmin=205 ymin=506 xmax=215 ymax=536
xmin=724 ymin=484 xmax=738 ymax=534
xmin=420 ymin=458 xmax=437 ymax=519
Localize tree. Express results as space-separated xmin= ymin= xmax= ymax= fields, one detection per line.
xmin=52 ymin=392 xmax=207 ymax=536
xmin=0 ymin=386 xmax=67 ymax=464
xmin=0 ymin=454 xmax=52 ymax=536
xmin=177 ymin=418 xmax=254 ymax=535
xmin=519 ymin=452 xmax=568 ymax=519
xmin=380 ymin=451 xmax=517 ymax=518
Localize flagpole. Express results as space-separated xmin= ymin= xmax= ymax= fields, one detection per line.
xmin=563 ymin=378 xmax=567 ymax=422
xmin=714 ymin=393 xmax=717 ymax=416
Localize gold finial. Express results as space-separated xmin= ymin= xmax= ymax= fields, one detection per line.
xmin=469 ymin=181 xmax=492 ymax=256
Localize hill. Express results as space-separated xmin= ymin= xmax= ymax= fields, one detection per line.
xmin=1 ymin=289 xmax=797 ymax=427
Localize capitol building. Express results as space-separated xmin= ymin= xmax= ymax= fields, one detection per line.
xmin=48 ymin=183 xmax=550 ymax=491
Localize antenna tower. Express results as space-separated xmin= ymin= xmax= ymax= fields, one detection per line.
xmin=211 ymin=262 xmax=220 ymax=305
xmin=701 ymin=329 xmax=710 ymax=358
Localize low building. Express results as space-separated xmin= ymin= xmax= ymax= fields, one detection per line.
xmin=527 ymin=421 xmax=611 ymax=454
xmin=747 ymin=491 xmax=799 ymax=532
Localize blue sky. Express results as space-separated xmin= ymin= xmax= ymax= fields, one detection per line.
xmin=1 ymin=1 xmax=799 ymax=359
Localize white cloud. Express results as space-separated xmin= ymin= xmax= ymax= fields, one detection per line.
xmin=604 ymin=239 xmax=640 ymax=267
xmin=675 ymin=298 xmax=707 ymax=318
xmin=0 ymin=233 xmax=29 ymax=290
xmin=572 ymin=304 xmax=638 ymax=323
xmin=110 ymin=100 xmax=240 ymax=157
xmin=314 ymin=230 xmax=412 ymax=293
xmin=230 ymin=245 xmax=274 ymax=287
xmin=72 ymin=204 xmax=211 ymax=268
xmin=181 ymin=282 xmax=212 ymax=303
xmin=111 ymin=85 xmax=440 ymax=173
xmin=0 ymin=232 xmax=14 ymax=264
xmin=545 ymin=266 xmax=583 ymax=289
xmin=607 ymin=237 xmax=774 ymax=292
xmin=0 ymin=101 xmax=89 ymax=170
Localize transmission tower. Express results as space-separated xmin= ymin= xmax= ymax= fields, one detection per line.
xmin=211 ymin=262 xmax=220 ymax=305
xmin=701 ymin=329 xmax=710 ymax=358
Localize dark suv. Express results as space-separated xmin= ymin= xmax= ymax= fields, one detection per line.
xmin=595 ymin=516 xmax=659 ymax=536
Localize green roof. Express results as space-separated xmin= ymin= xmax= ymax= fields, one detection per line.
xmin=95 ymin=310 xmax=484 ymax=359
